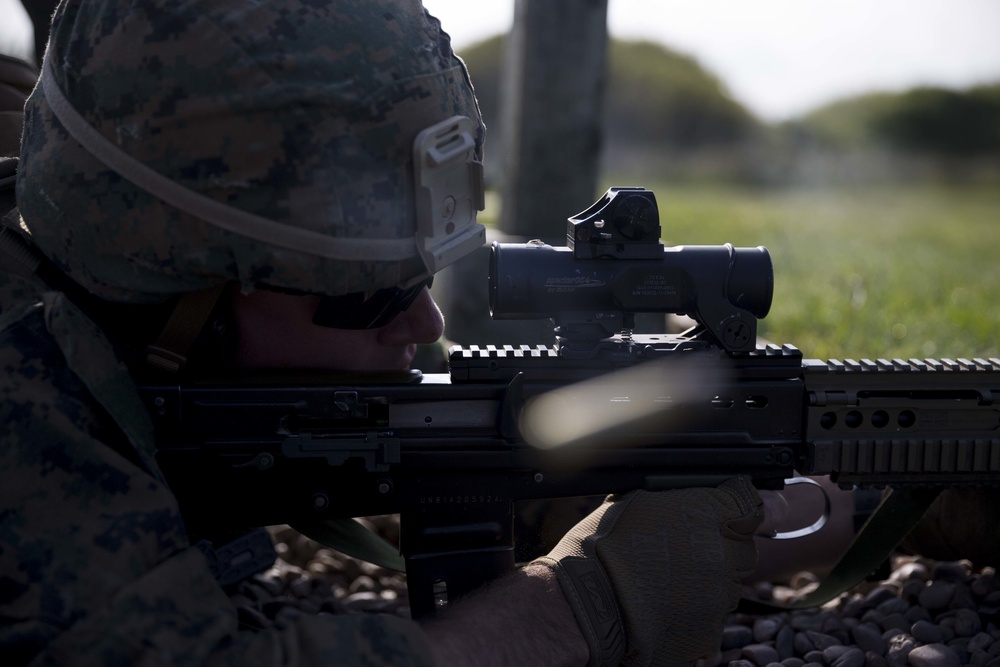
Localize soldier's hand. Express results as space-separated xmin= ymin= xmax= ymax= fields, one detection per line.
xmin=533 ymin=477 xmax=763 ymax=666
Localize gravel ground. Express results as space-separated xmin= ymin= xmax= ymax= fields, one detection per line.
xmin=228 ymin=518 xmax=1000 ymax=666
xmin=724 ymin=559 xmax=1000 ymax=667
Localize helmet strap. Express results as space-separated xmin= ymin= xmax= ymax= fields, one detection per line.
xmin=145 ymin=283 xmax=228 ymax=374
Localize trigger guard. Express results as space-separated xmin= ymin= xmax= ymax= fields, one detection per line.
xmin=758 ymin=476 xmax=831 ymax=541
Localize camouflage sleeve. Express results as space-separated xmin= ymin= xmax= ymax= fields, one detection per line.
xmin=0 ymin=301 xmax=435 ymax=666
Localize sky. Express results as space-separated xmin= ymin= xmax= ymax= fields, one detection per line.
xmin=0 ymin=0 xmax=32 ymax=57
xmin=422 ymin=0 xmax=1000 ymax=121
xmin=3 ymin=0 xmax=999 ymax=121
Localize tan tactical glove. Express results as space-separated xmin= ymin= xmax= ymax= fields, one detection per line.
xmin=533 ymin=477 xmax=763 ymax=667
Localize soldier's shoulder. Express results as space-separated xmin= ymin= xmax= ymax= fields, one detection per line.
xmin=0 ymin=268 xmax=46 ymax=320
xmin=0 ymin=283 xmax=105 ymax=442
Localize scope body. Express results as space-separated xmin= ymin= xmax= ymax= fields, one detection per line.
xmin=487 ymin=187 xmax=774 ymax=352
xmin=490 ymin=240 xmax=772 ymax=322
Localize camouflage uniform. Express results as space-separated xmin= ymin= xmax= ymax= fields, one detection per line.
xmin=2 ymin=266 xmax=442 ymax=665
xmin=2 ymin=0 xmax=484 ymax=663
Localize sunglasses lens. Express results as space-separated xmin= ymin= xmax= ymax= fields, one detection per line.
xmin=312 ymin=278 xmax=433 ymax=329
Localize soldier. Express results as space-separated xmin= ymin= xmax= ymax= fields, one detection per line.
xmin=0 ymin=1 xmax=763 ymax=665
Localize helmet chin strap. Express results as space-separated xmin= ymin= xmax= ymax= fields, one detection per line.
xmin=145 ymin=283 xmax=228 ymax=374
xmin=0 ymin=175 xmax=221 ymax=376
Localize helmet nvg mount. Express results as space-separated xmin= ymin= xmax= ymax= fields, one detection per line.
xmin=312 ymin=115 xmax=486 ymax=330
xmin=413 ymin=115 xmax=486 ymax=284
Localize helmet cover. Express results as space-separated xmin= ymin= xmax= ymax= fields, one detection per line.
xmin=17 ymin=0 xmax=485 ymax=303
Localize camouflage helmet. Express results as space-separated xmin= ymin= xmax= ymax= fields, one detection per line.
xmin=16 ymin=0 xmax=486 ymax=304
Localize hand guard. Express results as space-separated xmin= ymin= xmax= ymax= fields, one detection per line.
xmin=533 ymin=477 xmax=763 ymax=667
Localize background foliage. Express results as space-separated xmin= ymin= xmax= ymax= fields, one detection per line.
xmin=461 ymin=35 xmax=999 ymax=360
xmin=460 ymin=36 xmax=1000 ymax=186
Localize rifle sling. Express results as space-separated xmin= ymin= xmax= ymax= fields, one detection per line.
xmin=738 ymin=486 xmax=941 ymax=614
xmin=290 ymin=518 xmax=406 ymax=573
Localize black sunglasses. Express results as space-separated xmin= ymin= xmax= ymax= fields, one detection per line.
xmin=311 ymin=277 xmax=434 ymax=329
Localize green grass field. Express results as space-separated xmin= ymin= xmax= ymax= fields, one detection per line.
xmin=597 ymin=183 xmax=1000 ymax=360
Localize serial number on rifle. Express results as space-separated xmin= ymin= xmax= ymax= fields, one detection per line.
xmin=419 ymin=495 xmax=507 ymax=506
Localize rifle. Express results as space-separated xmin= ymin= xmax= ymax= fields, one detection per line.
xmin=138 ymin=187 xmax=1000 ymax=619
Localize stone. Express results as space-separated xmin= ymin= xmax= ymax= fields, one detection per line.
xmin=802 ymin=651 xmax=825 ymax=665
xmin=842 ymin=597 xmax=867 ymax=618
xmin=885 ymin=633 xmax=917 ymax=667
xmin=723 ymin=625 xmax=755 ymax=650
xmin=831 ymin=647 xmax=866 ymax=667
xmin=911 ymin=620 xmax=945 ymax=644
xmin=865 ymin=587 xmax=900 ymax=608
xmin=907 ymin=643 xmax=961 ymax=667
xmin=969 ymin=632 xmax=995 ymax=654
xmin=775 ymin=625 xmax=795 ymax=660
xmin=904 ymin=605 xmax=932 ymax=624
xmin=876 ymin=598 xmax=910 ymax=616
xmin=790 ymin=612 xmax=826 ymax=632
xmin=862 ymin=610 xmax=885 ymax=626
xmin=881 ymin=628 xmax=904 ymax=642
xmin=972 ymin=573 xmax=998 ymax=598
xmin=721 ymin=648 xmax=743 ymax=663
xmin=822 ymin=645 xmax=855 ymax=662
xmin=880 ymin=613 xmax=910 ymax=634
xmin=755 ymin=617 xmax=784 ymax=643
xmin=851 ymin=622 xmax=887 ymax=655
xmin=794 ymin=632 xmax=816 ymax=655
xmin=865 ymin=650 xmax=888 ymax=667
xmin=806 ymin=630 xmax=843 ymax=651
xmin=932 ymin=562 xmax=971 ymax=584
xmin=954 ymin=608 xmax=984 ymax=637
xmin=742 ymin=644 xmax=780 ymax=666
xmin=919 ymin=582 xmax=957 ymax=610
xmin=902 ymin=580 xmax=927 ymax=602
xmin=972 ymin=650 xmax=991 ymax=666
xmin=951 ymin=586 xmax=980 ymax=611
xmin=938 ymin=617 xmax=957 ymax=643
xmin=891 ymin=561 xmax=930 ymax=584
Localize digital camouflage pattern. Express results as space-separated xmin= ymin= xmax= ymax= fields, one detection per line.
xmin=0 ymin=255 xmax=438 ymax=667
xmin=17 ymin=0 xmax=484 ymax=304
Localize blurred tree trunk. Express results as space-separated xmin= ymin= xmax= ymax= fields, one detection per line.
xmin=498 ymin=0 xmax=608 ymax=241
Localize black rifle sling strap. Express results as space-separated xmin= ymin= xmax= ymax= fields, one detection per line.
xmin=1 ymin=55 xmax=37 ymax=157
xmin=291 ymin=518 xmax=406 ymax=573
xmin=0 ymin=157 xmax=17 ymax=213
xmin=738 ymin=486 xmax=941 ymax=614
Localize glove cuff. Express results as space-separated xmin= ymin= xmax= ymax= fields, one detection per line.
xmin=534 ymin=556 xmax=626 ymax=667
